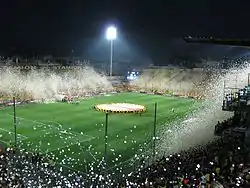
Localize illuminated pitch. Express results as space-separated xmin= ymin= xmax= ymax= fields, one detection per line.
xmin=94 ymin=103 xmax=146 ymax=113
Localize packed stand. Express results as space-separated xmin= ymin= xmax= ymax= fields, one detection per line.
xmin=119 ymin=117 xmax=250 ymax=188
xmin=0 ymin=146 xmax=86 ymax=187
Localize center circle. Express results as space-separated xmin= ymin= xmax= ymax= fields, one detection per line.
xmin=94 ymin=103 xmax=146 ymax=113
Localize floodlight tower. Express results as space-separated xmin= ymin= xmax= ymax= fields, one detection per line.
xmin=106 ymin=26 xmax=117 ymax=76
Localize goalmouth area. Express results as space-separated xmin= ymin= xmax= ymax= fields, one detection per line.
xmin=0 ymin=92 xmax=200 ymax=178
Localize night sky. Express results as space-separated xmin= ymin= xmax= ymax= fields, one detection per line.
xmin=1 ymin=1 xmax=250 ymax=63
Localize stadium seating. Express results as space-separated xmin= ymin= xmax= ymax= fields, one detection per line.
xmin=132 ymin=67 xmax=210 ymax=99
xmin=117 ymin=117 xmax=250 ymax=187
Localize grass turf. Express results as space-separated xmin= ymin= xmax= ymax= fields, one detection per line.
xmin=0 ymin=93 xmax=200 ymax=175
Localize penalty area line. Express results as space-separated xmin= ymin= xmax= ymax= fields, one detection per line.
xmin=40 ymin=120 xmax=95 ymax=139
xmin=42 ymin=136 xmax=95 ymax=154
xmin=0 ymin=139 xmax=10 ymax=145
xmin=5 ymin=113 xmax=95 ymax=140
xmin=0 ymin=127 xmax=28 ymax=139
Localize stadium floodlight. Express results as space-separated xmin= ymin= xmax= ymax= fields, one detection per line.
xmin=106 ymin=26 xmax=117 ymax=40
xmin=106 ymin=26 xmax=117 ymax=76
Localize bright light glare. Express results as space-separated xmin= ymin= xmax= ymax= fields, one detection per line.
xmin=106 ymin=26 xmax=117 ymax=40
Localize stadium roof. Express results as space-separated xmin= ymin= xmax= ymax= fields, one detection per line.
xmin=183 ymin=36 xmax=250 ymax=47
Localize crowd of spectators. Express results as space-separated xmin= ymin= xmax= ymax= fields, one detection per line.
xmin=117 ymin=116 xmax=250 ymax=188
xmin=0 ymin=147 xmax=86 ymax=187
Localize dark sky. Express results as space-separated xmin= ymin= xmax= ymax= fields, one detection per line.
xmin=1 ymin=0 xmax=250 ymax=63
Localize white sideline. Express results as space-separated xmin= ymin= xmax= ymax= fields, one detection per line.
xmin=0 ymin=127 xmax=28 ymax=139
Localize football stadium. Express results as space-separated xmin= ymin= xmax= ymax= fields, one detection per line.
xmin=1 ymin=63 xmax=250 ymax=187
xmin=2 ymin=5 xmax=250 ymax=186
xmin=0 ymin=66 xmax=206 ymax=183
xmin=0 ymin=92 xmax=199 ymax=173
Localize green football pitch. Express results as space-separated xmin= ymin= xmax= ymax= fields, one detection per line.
xmin=0 ymin=93 xmax=200 ymax=175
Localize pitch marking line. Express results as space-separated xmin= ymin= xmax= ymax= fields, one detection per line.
xmin=0 ymin=127 xmax=28 ymax=139
xmin=39 ymin=120 xmax=94 ymax=139
xmin=5 ymin=113 xmax=99 ymax=162
xmin=0 ymin=139 xmax=10 ymax=145
xmin=5 ymin=113 xmax=95 ymax=140
xmin=43 ymin=136 xmax=94 ymax=154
